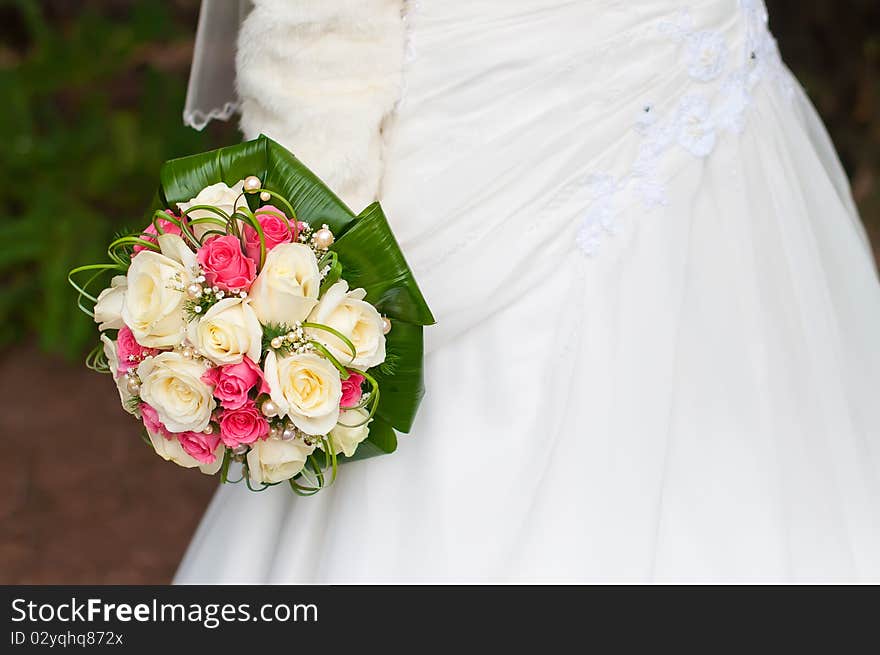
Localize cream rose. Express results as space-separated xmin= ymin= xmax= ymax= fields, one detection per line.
xmin=177 ymin=180 xmax=246 ymax=240
xmin=101 ymin=334 xmax=137 ymax=415
xmin=306 ymin=280 xmax=386 ymax=369
xmin=147 ymin=428 xmax=223 ymax=474
xmin=248 ymin=243 xmax=320 ymax=326
xmin=264 ymin=351 xmax=342 ymax=435
xmin=329 ymin=408 xmax=372 ymax=457
xmin=246 ymin=436 xmax=315 ymax=484
xmin=137 ymin=352 xmax=216 ymax=433
xmin=122 ymin=246 xmax=191 ymax=349
xmin=93 ymin=275 xmax=127 ymax=331
xmin=187 ymin=297 xmax=262 ymax=365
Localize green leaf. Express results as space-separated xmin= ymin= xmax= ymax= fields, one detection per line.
xmin=159 ymin=137 xmax=269 ymax=209
xmin=319 ymin=259 xmax=343 ymax=296
xmin=157 ymin=135 xmax=358 ymax=237
xmin=337 ymin=417 xmax=398 ymax=464
xmin=371 ymin=320 xmax=425 ymax=433
xmin=264 ymin=138 xmax=355 ymax=234
xmin=332 ymin=202 xmax=436 ymax=326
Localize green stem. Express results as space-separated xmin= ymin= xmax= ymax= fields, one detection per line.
xmin=301 ymin=322 xmax=357 ymax=362
xmin=234 ymin=207 xmax=267 ymax=268
xmin=308 ymin=341 xmax=351 ymax=379
xmin=336 ymin=369 xmax=381 ymax=427
xmin=219 ymin=447 xmax=231 ymax=484
xmin=68 ymin=263 xmax=125 ymax=305
xmin=157 ymin=211 xmax=201 ymax=249
xmin=248 ymin=188 xmax=298 ymax=229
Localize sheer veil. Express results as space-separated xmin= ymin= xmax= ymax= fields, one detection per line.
xmin=183 ymin=0 xmax=251 ymax=130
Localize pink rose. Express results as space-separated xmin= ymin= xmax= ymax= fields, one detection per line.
xmin=201 ymin=357 xmax=268 ymax=410
xmin=117 ymin=326 xmax=159 ymax=375
xmin=340 ymin=371 xmax=365 ymax=408
xmin=140 ymin=403 xmax=170 ymax=439
xmin=132 ymin=211 xmax=182 ymax=256
xmin=243 ymin=205 xmax=294 ymax=263
xmin=177 ymin=430 xmax=222 ymax=464
xmin=197 ymin=235 xmax=257 ymax=292
xmin=218 ymin=402 xmax=269 ymax=447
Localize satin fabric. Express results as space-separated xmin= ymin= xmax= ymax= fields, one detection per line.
xmin=176 ymin=0 xmax=880 ymax=582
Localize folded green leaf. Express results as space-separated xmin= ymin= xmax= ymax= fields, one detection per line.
xmin=337 ymin=416 xmax=398 ymax=464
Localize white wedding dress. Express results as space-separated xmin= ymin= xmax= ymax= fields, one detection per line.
xmin=175 ymin=0 xmax=880 ymax=583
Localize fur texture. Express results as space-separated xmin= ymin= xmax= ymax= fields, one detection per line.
xmin=236 ymin=0 xmax=406 ymax=210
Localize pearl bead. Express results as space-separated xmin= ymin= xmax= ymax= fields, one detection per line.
xmin=232 ymin=445 xmax=249 ymax=455
xmin=204 ymin=424 xmax=213 ymax=434
xmin=281 ymin=427 xmax=297 ymax=441
xmin=381 ymin=316 xmax=392 ymax=334
xmin=125 ymin=375 xmax=141 ymax=395
xmin=313 ymin=228 xmax=334 ymax=249
xmin=261 ymin=399 xmax=279 ymax=417
xmin=185 ymin=282 xmax=203 ymax=300
xmin=243 ymin=175 xmax=261 ymax=193
xmin=270 ymin=337 xmax=283 ymax=349
xmin=260 ymin=191 xmax=271 ymax=202
xmin=268 ymin=424 xmax=283 ymax=440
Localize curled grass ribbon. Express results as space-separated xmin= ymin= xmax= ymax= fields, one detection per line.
xmin=85 ymin=342 xmax=110 ymax=374
xmin=241 ymin=187 xmax=298 ymax=230
xmin=301 ymin=321 xmax=357 ymax=362
xmin=336 ymin=368 xmax=381 ymax=427
xmin=68 ymin=263 xmax=126 ymax=317
xmin=289 ymin=437 xmax=337 ymax=497
xmin=308 ymin=341 xmax=352 ymax=379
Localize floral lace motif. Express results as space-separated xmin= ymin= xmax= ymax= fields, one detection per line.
xmin=576 ymin=0 xmax=795 ymax=255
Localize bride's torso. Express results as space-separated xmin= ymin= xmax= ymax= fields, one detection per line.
xmin=235 ymin=0 xmax=792 ymax=347
xmin=380 ymin=0 xmax=790 ymax=345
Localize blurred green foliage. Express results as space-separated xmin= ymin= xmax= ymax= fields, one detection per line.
xmin=0 ymin=0 xmax=235 ymax=358
xmin=0 ymin=1 xmax=876 ymax=359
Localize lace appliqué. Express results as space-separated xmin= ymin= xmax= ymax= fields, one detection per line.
xmin=576 ymin=0 xmax=794 ymax=255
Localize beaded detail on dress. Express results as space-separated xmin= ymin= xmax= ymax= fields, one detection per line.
xmin=576 ymin=0 xmax=795 ymax=255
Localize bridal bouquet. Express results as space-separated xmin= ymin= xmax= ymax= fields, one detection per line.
xmin=69 ymin=136 xmax=433 ymax=494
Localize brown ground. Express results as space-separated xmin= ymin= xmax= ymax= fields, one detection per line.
xmin=0 ymin=346 xmax=216 ymax=583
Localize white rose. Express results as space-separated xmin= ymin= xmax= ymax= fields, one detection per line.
xmin=187 ymin=297 xmax=262 ymax=365
xmin=329 ymin=408 xmax=372 ymax=457
xmin=157 ymin=232 xmax=198 ymax=269
xmin=248 ymin=243 xmax=320 ymax=326
xmin=306 ymin=280 xmax=386 ymax=369
xmin=246 ymin=437 xmax=315 ymax=484
xmin=93 ymin=275 xmax=127 ymax=331
xmin=122 ymin=251 xmax=190 ymax=349
xmin=177 ymin=180 xmax=246 ymax=240
xmin=101 ymin=334 xmax=137 ymax=415
xmin=264 ymin=351 xmax=342 ymax=435
xmin=146 ymin=428 xmax=223 ymax=474
xmin=137 ymin=351 xmax=216 ymax=433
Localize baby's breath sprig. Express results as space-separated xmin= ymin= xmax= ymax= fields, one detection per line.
xmin=182 ymin=272 xmax=246 ymax=322
xmin=297 ymin=222 xmax=314 ymax=244
xmin=298 ymin=222 xmax=336 ymax=258
xmin=124 ymin=395 xmax=142 ymax=416
xmin=262 ymin=321 xmax=315 ymax=356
